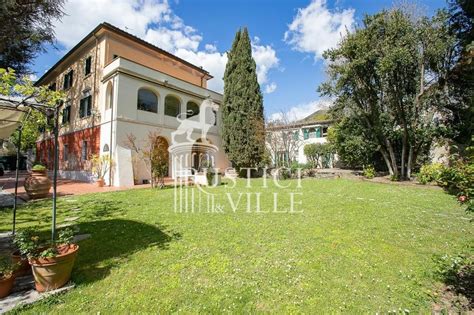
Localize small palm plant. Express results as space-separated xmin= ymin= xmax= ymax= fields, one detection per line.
xmin=90 ymin=154 xmax=114 ymax=186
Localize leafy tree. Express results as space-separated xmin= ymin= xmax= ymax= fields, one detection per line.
xmin=0 ymin=1 xmax=65 ymax=75
xmin=0 ymin=68 xmax=64 ymax=151
xmin=326 ymin=118 xmax=377 ymax=169
xmin=320 ymin=9 xmax=457 ymax=180
xmin=444 ymin=0 xmax=474 ymax=152
xmin=222 ymin=28 xmax=265 ymax=172
xmin=304 ymin=143 xmax=333 ymax=168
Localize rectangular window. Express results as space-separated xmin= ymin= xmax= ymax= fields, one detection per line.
xmin=62 ymin=101 xmax=71 ymax=124
xmin=63 ymin=70 xmax=73 ymax=89
xmin=322 ymin=126 xmax=328 ymax=137
xmin=213 ymin=110 xmax=217 ymax=126
xmin=81 ymin=141 xmax=88 ymax=161
xmin=84 ymin=56 xmax=92 ymax=75
xmin=49 ymin=82 xmax=56 ymax=91
xmin=79 ymin=95 xmax=92 ymax=118
xmin=63 ymin=144 xmax=69 ymax=162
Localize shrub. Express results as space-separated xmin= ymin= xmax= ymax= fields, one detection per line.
xmin=278 ymin=168 xmax=291 ymax=180
xmin=290 ymin=162 xmax=307 ymax=175
xmin=362 ymin=165 xmax=376 ymax=179
xmin=437 ymin=157 xmax=473 ymax=212
xmin=32 ymin=164 xmax=46 ymax=171
xmin=417 ymin=163 xmax=444 ymax=184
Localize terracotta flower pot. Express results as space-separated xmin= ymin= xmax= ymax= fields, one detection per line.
xmin=29 ymin=244 xmax=79 ymax=292
xmin=0 ymin=274 xmax=15 ymax=298
xmin=12 ymin=250 xmax=31 ymax=277
xmin=96 ymin=178 xmax=105 ymax=187
xmin=24 ymin=170 xmax=51 ymax=199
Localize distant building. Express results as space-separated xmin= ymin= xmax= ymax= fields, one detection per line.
xmin=266 ymin=109 xmax=334 ymax=167
xmin=34 ymin=22 xmax=229 ymax=186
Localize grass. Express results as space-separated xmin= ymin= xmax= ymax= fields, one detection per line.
xmin=1 ymin=178 xmax=472 ymax=313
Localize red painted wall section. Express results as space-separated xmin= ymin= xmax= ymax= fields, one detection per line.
xmin=36 ymin=126 xmax=100 ymax=171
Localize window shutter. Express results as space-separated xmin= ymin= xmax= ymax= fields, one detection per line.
xmin=316 ymin=127 xmax=321 ymax=138
xmin=303 ymin=129 xmax=309 ymax=140
xmin=87 ymin=95 xmax=92 ymax=116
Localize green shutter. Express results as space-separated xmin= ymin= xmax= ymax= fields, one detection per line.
xmin=316 ymin=127 xmax=321 ymax=138
xmin=303 ymin=129 xmax=309 ymax=140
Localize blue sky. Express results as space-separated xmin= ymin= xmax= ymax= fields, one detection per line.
xmin=32 ymin=0 xmax=448 ymax=120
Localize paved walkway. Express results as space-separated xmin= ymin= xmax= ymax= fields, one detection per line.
xmin=0 ymin=171 xmax=175 ymax=205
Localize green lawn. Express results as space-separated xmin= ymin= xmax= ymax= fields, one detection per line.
xmin=1 ymin=178 xmax=472 ymax=313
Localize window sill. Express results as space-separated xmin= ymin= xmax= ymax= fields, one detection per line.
xmin=137 ymin=109 xmax=158 ymax=114
xmin=84 ymin=73 xmax=92 ymax=79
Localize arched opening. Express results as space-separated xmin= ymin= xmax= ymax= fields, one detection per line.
xmin=106 ymin=82 xmax=113 ymax=109
xmin=186 ymin=101 xmax=199 ymax=118
xmin=137 ymin=88 xmax=158 ymax=113
xmin=191 ymin=138 xmax=212 ymax=171
xmin=164 ymin=95 xmax=181 ymax=117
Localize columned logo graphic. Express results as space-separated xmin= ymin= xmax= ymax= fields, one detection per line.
xmin=168 ymin=98 xmax=304 ymax=214
xmin=168 ymin=98 xmax=220 ymax=212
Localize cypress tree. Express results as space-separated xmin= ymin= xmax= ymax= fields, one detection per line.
xmin=222 ymin=28 xmax=265 ymax=172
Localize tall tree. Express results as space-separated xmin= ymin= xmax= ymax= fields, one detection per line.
xmin=222 ymin=28 xmax=265 ymax=171
xmin=0 ymin=0 xmax=65 ymax=75
xmin=444 ymin=0 xmax=474 ymax=151
xmin=320 ymin=9 xmax=457 ymax=180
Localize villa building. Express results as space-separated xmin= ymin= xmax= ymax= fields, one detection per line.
xmin=35 ymin=22 xmax=229 ymax=186
xmin=266 ymin=109 xmax=334 ymax=167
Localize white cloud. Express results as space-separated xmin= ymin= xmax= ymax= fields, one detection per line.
xmin=144 ymin=28 xmax=202 ymax=52
xmin=252 ymin=42 xmax=279 ymax=85
xmin=284 ymin=0 xmax=355 ymax=60
xmin=54 ymin=0 xmax=171 ymax=48
xmin=269 ymin=99 xmax=332 ymax=122
xmin=264 ymin=82 xmax=277 ymax=94
xmin=52 ymin=0 xmax=279 ymax=93
xmin=174 ymin=49 xmax=228 ymax=92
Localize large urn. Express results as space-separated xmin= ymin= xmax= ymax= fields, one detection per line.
xmin=24 ymin=169 xmax=52 ymax=199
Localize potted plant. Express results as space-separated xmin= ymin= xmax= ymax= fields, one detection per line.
xmin=90 ymin=154 xmax=113 ymax=187
xmin=24 ymin=164 xmax=51 ymax=199
xmin=13 ymin=228 xmax=78 ymax=292
xmin=0 ymin=256 xmax=17 ymax=298
xmin=11 ymin=250 xmax=30 ymax=277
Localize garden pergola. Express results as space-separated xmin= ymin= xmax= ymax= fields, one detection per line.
xmin=0 ymin=95 xmax=61 ymax=241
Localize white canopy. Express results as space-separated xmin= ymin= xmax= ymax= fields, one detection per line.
xmin=0 ymin=96 xmax=28 ymax=139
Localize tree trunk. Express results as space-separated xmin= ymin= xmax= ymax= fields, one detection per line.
xmin=407 ymin=145 xmax=413 ymax=179
xmin=386 ymin=140 xmax=399 ymax=179
xmin=401 ymin=129 xmax=409 ymax=180
xmin=379 ymin=147 xmax=394 ymax=176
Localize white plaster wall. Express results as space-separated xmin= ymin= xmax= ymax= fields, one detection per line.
xmin=100 ymin=58 xmax=229 ymax=186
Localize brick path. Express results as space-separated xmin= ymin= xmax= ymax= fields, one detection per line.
xmin=0 ymin=171 xmax=175 ymax=201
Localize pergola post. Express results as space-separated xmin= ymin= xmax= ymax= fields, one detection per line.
xmin=12 ymin=127 xmax=22 ymax=235
xmin=51 ymin=105 xmax=60 ymax=242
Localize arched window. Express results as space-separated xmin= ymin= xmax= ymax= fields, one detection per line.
xmin=106 ymin=82 xmax=113 ymax=109
xmin=186 ymin=101 xmax=199 ymax=118
xmin=137 ymin=88 xmax=158 ymax=113
xmin=164 ymin=95 xmax=181 ymax=117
